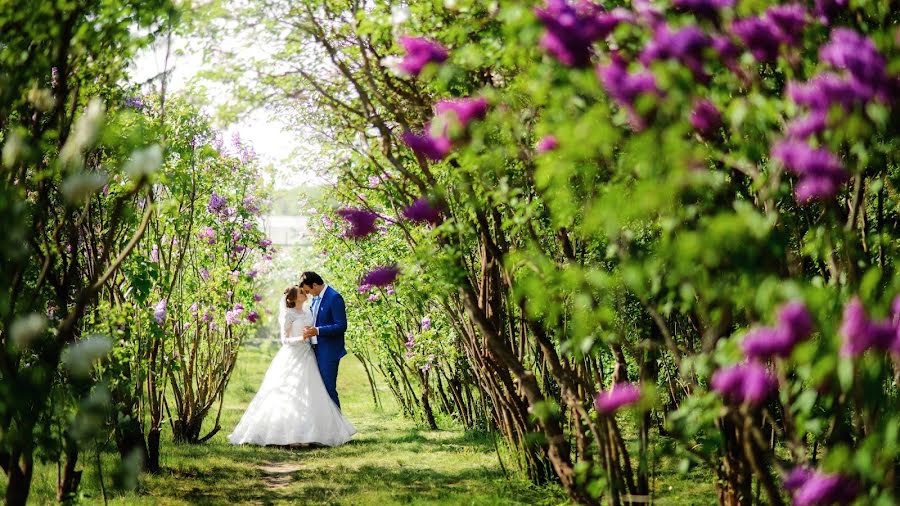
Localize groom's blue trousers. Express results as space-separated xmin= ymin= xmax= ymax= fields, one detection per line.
xmin=318 ymin=357 xmax=341 ymax=409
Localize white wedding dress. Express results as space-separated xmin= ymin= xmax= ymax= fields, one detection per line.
xmin=227 ymin=304 xmax=356 ymax=446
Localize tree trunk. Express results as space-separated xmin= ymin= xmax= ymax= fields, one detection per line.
xmin=57 ymin=438 xmax=82 ymax=502
xmin=5 ymin=449 xmax=34 ymax=506
xmin=147 ymin=427 xmax=161 ymax=473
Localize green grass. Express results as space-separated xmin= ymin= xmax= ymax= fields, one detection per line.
xmin=15 ymin=343 xmax=570 ymax=505
xmin=9 ymin=342 xmax=719 ymax=504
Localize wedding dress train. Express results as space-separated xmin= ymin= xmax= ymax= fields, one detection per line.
xmin=227 ymin=306 xmax=356 ymax=446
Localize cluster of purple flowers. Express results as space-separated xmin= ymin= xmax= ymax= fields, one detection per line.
xmin=397 ymin=36 xmax=448 ymax=77
xmin=784 ymin=467 xmax=858 ymax=506
xmin=361 ymin=265 xmax=399 ymax=288
xmin=208 ymin=192 xmax=227 ymax=214
xmin=153 ymin=299 xmax=168 ymax=326
xmin=402 ymin=198 xmax=443 ymax=226
xmin=672 ymin=0 xmax=734 ymax=19
xmin=533 ymin=0 xmax=628 ymax=68
xmin=197 ymin=226 xmax=216 ymax=245
xmin=690 ymin=99 xmax=722 ymax=139
xmin=640 ymin=25 xmax=711 ymax=83
xmin=150 ymin=244 xmax=160 ymax=263
xmin=710 ymin=361 xmax=777 ymax=405
xmin=246 ymin=310 xmax=260 ymax=324
xmin=225 ymin=304 xmax=243 ymax=326
xmin=771 ymin=140 xmax=848 ymax=204
xmin=742 ymin=301 xmax=814 ymax=360
xmin=731 ymin=4 xmax=808 ymax=63
xmin=840 ymin=296 xmax=900 ymax=356
xmin=242 ymin=195 xmax=260 ymax=214
xmin=594 ymin=382 xmax=642 ymax=414
xmin=597 ymin=53 xmax=659 ymax=129
xmin=402 ymin=96 xmax=488 ymax=162
xmin=421 ymin=317 xmax=431 ymax=331
xmin=336 ymin=208 xmax=379 ymax=238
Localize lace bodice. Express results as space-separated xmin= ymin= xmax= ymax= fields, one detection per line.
xmin=281 ymin=307 xmax=313 ymax=345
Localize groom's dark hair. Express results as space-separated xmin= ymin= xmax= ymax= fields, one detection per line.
xmin=298 ymin=271 xmax=324 ymax=288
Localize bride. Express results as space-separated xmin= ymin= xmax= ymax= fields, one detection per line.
xmin=228 ymin=285 xmax=357 ymax=446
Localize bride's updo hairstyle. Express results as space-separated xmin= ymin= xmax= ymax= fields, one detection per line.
xmin=284 ymin=286 xmax=300 ymax=308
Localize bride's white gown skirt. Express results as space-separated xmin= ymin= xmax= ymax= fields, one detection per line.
xmin=228 ymin=341 xmax=356 ymax=446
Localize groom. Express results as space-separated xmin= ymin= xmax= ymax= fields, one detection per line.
xmin=299 ymin=271 xmax=347 ymax=409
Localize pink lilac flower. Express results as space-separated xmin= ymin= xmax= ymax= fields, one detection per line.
xmin=234 ymin=303 xmax=244 ymax=311
xmin=198 ymin=226 xmax=216 ymax=244
xmin=434 ymin=97 xmax=489 ymax=129
xmin=322 ymin=215 xmax=334 ymax=227
xmin=259 ymin=238 xmax=272 ymax=249
xmin=594 ymin=383 xmax=642 ymax=414
xmin=367 ymin=293 xmax=381 ymax=302
xmin=840 ymin=297 xmax=897 ymax=356
xmin=421 ymin=317 xmax=431 ymax=331
xmin=402 ymin=198 xmax=443 ymax=225
xmin=784 ymin=467 xmax=858 ymax=506
xmin=246 ymin=311 xmax=260 ymax=323
xmin=536 ymin=135 xmax=559 ymax=153
xmin=150 ymin=244 xmax=159 ymax=263
xmin=336 ymin=208 xmax=379 ymax=238
xmin=247 ymin=269 xmax=258 ymax=279
xmin=253 ymin=293 xmax=262 ymax=302
xmin=771 ymin=140 xmax=848 ymax=204
xmin=690 ymin=99 xmax=722 ymax=138
xmin=233 ymin=245 xmax=246 ymax=253
xmin=533 ymin=0 xmax=624 ymax=68
xmin=405 ymin=333 xmax=415 ymax=350
xmin=199 ymin=268 xmax=210 ymax=281
xmin=202 ymin=312 xmax=213 ymax=323
xmin=358 ymin=284 xmax=373 ymax=294
xmin=787 ymin=73 xmax=873 ymax=112
xmin=190 ymin=302 xmax=199 ymax=317
xmin=401 ymin=130 xmax=452 ymax=161
xmin=710 ymin=362 xmax=777 ymax=405
xmin=153 ymin=299 xmax=168 ymax=326
xmin=397 ymin=36 xmax=449 ymax=77
xmin=640 ymin=25 xmax=712 ymax=83
xmin=368 ymin=175 xmax=382 ymax=186
xmin=225 ymin=310 xmax=241 ymax=326
xmin=386 ymin=286 xmax=395 ymax=295
xmin=596 ymin=53 xmax=659 ymax=129
xmin=361 ymin=266 xmax=400 ymax=287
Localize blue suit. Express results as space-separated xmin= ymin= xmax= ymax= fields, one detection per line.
xmin=312 ymin=286 xmax=347 ymax=408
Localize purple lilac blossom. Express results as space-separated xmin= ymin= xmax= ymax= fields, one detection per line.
xmin=533 ymin=0 xmax=626 ymax=67
xmin=786 ymin=111 xmax=828 ymax=140
xmin=731 ymin=16 xmax=783 ymax=62
xmin=764 ymin=4 xmax=808 ymax=46
xmin=225 ymin=309 xmax=241 ymax=326
xmin=840 ymin=297 xmax=897 ymax=356
xmin=594 ymin=383 xmax=642 ymax=414
xmin=741 ymin=302 xmax=813 ymax=359
xmin=150 ymin=244 xmax=159 ymax=263
xmin=640 ymin=25 xmax=712 ymax=82
xmin=361 ymin=266 xmax=400 ymax=287
xmin=336 ymin=208 xmax=379 ymax=238
xmin=397 ymin=36 xmax=449 ymax=77
xmin=597 ymin=53 xmax=659 ymax=129
xmin=367 ymin=293 xmax=380 ymax=302
xmin=771 ymin=140 xmax=848 ymax=203
xmin=401 ymin=130 xmax=452 ymax=161
xmin=421 ymin=317 xmax=431 ymax=331
xmin=784 ymin=467 xmax=858 ymax=506
xmin=246 ymin=311 xmax=260 ymax=324
xmin=153 ymin=299 xmax=168 ymax=326
xmin=402 ymin=198 xmax=443 ymax=225
xmin=208 ymin=192 xmax=227 ymax=214
xmin=690 ymin=99 xmax=722 ymax=138
xmin=199 ymin=268 xmax=210 ymax=281
xmin=710 ymin=362 xmax=777 ymax=405
xmin=820 ymin=28 xmax=893 ymax=101
xmin=434 ymin=97 xmax=489 ymax=129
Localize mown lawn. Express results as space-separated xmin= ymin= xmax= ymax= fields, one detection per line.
xmin=11 ymin=342 xmax=716 ymax=505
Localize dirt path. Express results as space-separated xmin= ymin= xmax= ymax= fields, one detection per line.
xmin=257 ymin=461 xmax=302 ymax=490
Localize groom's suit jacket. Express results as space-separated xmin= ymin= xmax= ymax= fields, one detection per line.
xmin=314 ymin=286 xmax=348 ymax=361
